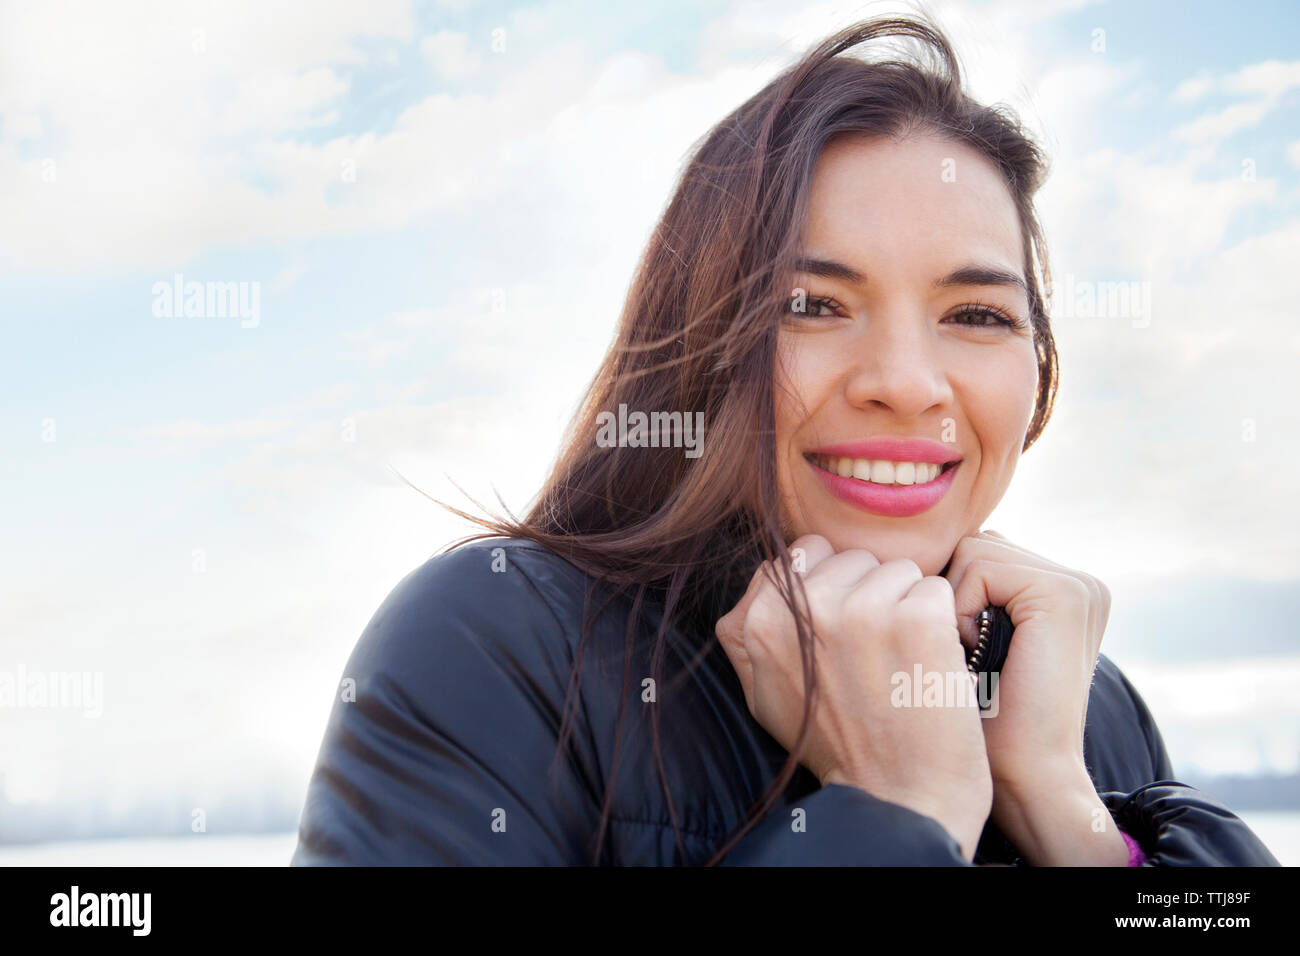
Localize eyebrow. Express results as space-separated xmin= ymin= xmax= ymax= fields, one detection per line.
xmin=795 ymin=257 xmax=1028 ymax=294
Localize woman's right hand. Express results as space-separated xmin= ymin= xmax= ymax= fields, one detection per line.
xmin=714 ymin=534 xmax=993 ymax=861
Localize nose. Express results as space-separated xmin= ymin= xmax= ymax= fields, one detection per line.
xmin=842 ymin=307 xmax=953 ymax=418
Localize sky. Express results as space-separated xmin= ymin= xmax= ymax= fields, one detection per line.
xmin=2 ymin=0 xmax=1299 ymax=831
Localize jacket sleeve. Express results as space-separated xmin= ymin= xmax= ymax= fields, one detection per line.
xmin=718 ymin=784 xmax=971 ymax=866
xmin=291 ymin=545 xmax=604 ymax=865
xmin=1097 ymin=663 xmax=1280 ymax=866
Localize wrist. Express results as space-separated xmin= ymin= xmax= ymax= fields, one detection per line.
xmin=992 ymin=751 xmax=1087 ymax=794
xmin=992 ymin=761 xmax=1128 ymax=866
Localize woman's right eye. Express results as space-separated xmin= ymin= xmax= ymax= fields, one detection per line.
xmin=786 ymin=294 xmax=844 ymax=319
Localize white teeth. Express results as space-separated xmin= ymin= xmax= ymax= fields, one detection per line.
xmin=813 ymin=455 xmax=950 ymax=486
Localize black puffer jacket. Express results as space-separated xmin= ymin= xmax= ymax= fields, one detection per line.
xmin=292 ymin=537 xmax=1280 ymax=866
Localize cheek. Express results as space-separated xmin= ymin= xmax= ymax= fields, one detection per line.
xmin=969 ymin=347 xmax=1038 ymax=472
xmin=1013 ymin=347 xmax=1040 ymax=438
xmin=772 ymin=334 xmax=831 ymax=517
xmin=773 ymin=332 xmax=837 ymax=437
xmin=772 ymin=334 xmax=801 ymax=432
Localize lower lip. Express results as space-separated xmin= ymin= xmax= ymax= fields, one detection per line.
xmin=809 ymin=458 xmax=960 ymax=517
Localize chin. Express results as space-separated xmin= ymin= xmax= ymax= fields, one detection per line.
xmin=808 ymin=524 xmax=955 ymax=578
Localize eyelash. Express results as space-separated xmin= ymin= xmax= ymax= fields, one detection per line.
xmin=787 ymin=295 xmax=1029 ymax=331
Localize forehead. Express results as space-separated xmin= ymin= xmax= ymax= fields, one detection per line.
xmin=802 ymin=131 xmax=1024 ymax=278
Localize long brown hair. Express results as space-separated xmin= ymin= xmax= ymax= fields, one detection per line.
xmin=431 ymin=13 xmax=1058 ymax=865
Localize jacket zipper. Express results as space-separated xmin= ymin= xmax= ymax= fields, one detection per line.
xmin=965 ymin=608 xmax=993 ymax=674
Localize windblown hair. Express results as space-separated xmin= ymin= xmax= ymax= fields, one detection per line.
xmin=434 ymin=13 xmax=1057 ymax=865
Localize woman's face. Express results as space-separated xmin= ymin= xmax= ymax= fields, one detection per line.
xmin=774 ymin=131 xmax=1040 ymax=577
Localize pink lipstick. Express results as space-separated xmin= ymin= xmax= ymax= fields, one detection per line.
xmin=805 ymin=437 xmax=962 ymax=518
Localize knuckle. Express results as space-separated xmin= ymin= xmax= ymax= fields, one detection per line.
xmin=1094 ymin=575 xmax=1112 ymax=609
xmin=951 ymin=535 xmax=979 ymax=563
xmin=799 ymin=570 xmax=834 ymax=600
xmin=928 ymin=573 xmax=955 ymax=594
xmin=918 ymin=576 xmax=956 ymax=609
xmin=895 ymin=595 xmax=950 ymax=634
xmin=881 ymin=556 xmax=923 ymax=579
xmin=756 ymin=560 xmax=781 ymax=590
xmin=890 ymin=599 xmax=931 ymax=631
xmin=742 ymin=623 xmax=774 ymax=660
xmin=842 ymin=581 xmax=888 ymax=620
xmin=835 ymin=546 xmax=882 ymax=567
xmin=788 ymin=534 xmax=833 ymax=564
xmin=746 ymin=593 xmax=784 ymax=634
xmin=1060 ymin=575 xmax=1092 ymax=610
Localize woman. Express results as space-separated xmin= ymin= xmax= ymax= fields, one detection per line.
xmin=292 ymin=16 xmax=1279 ymax=866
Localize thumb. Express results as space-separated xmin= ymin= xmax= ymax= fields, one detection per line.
xmin=717 ymin=559 xmax=769 ymax=632
xmin=715 ymin=560 xmax=772 ymax=702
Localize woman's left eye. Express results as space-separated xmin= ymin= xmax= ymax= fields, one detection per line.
xmin=946 ymin=305 xmax=1024 ymax=329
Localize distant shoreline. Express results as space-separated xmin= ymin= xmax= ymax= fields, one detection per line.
xmin=0 ymin=820 xmax=1296 ymax=866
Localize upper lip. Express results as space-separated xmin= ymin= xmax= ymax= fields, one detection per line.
xmin=806 ymin=437 xmax=963 ymax=465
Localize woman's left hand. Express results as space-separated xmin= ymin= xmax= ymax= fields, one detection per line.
xmin=943 ymin=530 xmax=1129 ymax=866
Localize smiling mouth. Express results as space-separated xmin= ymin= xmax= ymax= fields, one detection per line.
xmin=805 ymin=453 xmax=959 ymax=487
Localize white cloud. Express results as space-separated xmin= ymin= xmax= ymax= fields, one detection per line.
xmin=1171 ymin=58 xmax=1300 ymax=144
xmin=1 ymin=109 xmax=43 ymax=140
xmin=139 ymin=419 xmax=295 ymax=441
xmin=421 ymin=30 xmax=482 ymax=79
xmin=1038 ymin=146 xmax=1277 ymax=277
xmin=1173 ymin=71 xmax=1214 ymax=102
xmin=0 ymin=0 xmax=415 ymax=271
xmin=1227 ymin=59 xmax=1300 ymax=97
xmin=268 ymin=256 xmax=309 ymax=292
xmin=0 ymin=0 xmax=414 ymax=129
xmin=216 ymin=67 xmax=351 ymax=135
xmin=1174 ymin=97 xmax=1277 ymax=143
